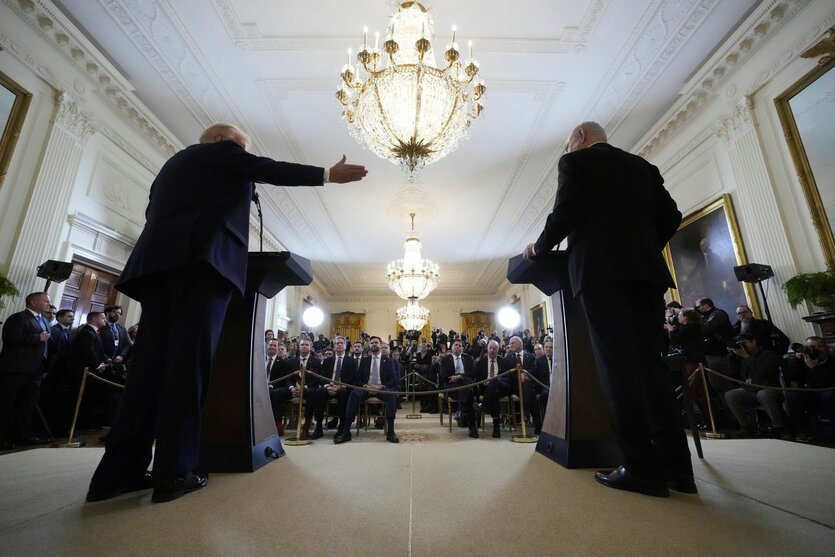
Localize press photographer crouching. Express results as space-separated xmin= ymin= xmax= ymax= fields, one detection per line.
xmin=724 ymin=333 xmax=790 ymax=440
xmin=783 ymin=337 xmax=835 ymax=442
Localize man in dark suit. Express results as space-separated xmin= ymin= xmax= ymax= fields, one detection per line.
xmin=334 ymin=336 xmax=399 ymax=444
xmin=41 ymin=309 xmax=76 ymax=431
xmin=503 ymin=335 xmax=541 ymax=434
xmin=439 ymin=339 xmax=478 ymax=438
xmin=310 ymin=336 xmax=358 ymax=439
xmin=70 ymin=311 xmax=112 ymax=429
xmin=99 ymin=305 xmax=130 ymax=366
xmin=474 ymin=339 xmax=511 ymax=438
xmin=0 ymin=292 xmax=52 ymax=449
xmin=524 ymin=121 xmax=692 ymax=497
xmin=285 ymin=338 xmax=322 ymax=440
xmin=266 ymin=340 xmax=292 ymax=436
xmin=87 ymin=123 xmax=367 ymax=503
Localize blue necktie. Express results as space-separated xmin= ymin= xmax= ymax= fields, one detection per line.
xmin=111 ymin=323 xmax=118 ymax=342
xmin=37 ymin=315 xmax=49 ymax=358
xmin=371 ymin=356 xmax=380 ymax=385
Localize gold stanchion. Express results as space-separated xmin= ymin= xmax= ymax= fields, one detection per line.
xmin=699 ymin=364 xmax=725 ymax=439
xmin=512 ymin=362 xmax=537 ymax=443
xmin=55 ymin=368 xmax=88 ymax=448
xmin=285 ymin=366 xmax=312 ymax=446
xmin=406 ymin=371 xmax=421 ymax=419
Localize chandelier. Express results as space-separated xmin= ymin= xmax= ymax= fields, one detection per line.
xmin=397 ymin=299 xmax=430 ymax=331
xmin=386 ymin=213 xmax=439 ymax=300
xmin=336 ymin=1 xmax=486 ymax=179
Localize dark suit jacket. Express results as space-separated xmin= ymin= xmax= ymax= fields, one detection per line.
xmin=533 ymin=142 xmax=681 ymax=296
xmin=286 ymin=354 xmax=323 ymax=389
xmin=535 ymin=355 xmax=552 ymax=388
xmin=71 ymin=325 xmax=107 ymax=375
xmin=503 ymin=351 xmax=539 ymax=391
xmin=320 ymin=354 xmax=359 ymax=387
xmin=473 ymin=356 xmax=511 ymax=382
xmin=439 ymin=353 xmax=476 ymax=386
xmin=356 ymin=355 xmax=397 ymax=389
xmin=99 ymin=322 xmax=130 ymax=360
xmin=0 ymin=310 xmax=48 ymax=375
xmin=116 ymin=140 xmax=325 ymax=301
xmin=49 ymin=324 xmax=74 ymax=371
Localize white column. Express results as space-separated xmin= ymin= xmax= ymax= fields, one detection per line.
xmin=1 ymin=92 xmax=95 ymax=319
xmin=715 ymin=96 xmax=812 ymax=341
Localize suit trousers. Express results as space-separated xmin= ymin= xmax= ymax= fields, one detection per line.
xmin=311 ymin=386 xmax=350 ymax=423
xmin=343 ymin=388 xmax=397 ymax=428
xmin=90 ymin=266 xmax=233 ymax=486
xmin=0 ymin=371 xmax=42 ymax=440
xmin=483 ymin=378 xmax=513 ymax=419
xmin=579 ymin=281 xmax=691 ymax=478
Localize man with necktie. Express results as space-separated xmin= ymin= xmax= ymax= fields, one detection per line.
xmin=474 ymin=339 xmax=511 ymax=438
xmin=41 ymin=309 xmax=76 ymax=432
xmin=285 ymin=338 xmax=322 ymax=440
xmin=99 ymin=306 xmax=130 ymax=368
xmin=87 ymin=123 xmax=368 ymax=503
xmin=310 ymin=336 xmax=358 ymax=439
xmin=440 ymin=340 xmax=478 ymax=437
xmin=0 ymin=292 xmax=53 ymax=449
xmin=334 ymin=336 xmax=399 ymax=444
xmin=503 ymin=335 xmax=541 ymax=434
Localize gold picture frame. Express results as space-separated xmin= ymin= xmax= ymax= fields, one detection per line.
xmin=529 ymin=302 xmax=548 ymax=339
xmin=0 ymin=71 xmax=32 ymax=190
xmin=664 ymin=194 xmax=761 ymax=317
xmin=775 ymin=49 xmax=835 ymax=268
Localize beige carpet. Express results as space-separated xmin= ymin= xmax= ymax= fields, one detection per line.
xmin=0 ymin=413 xmax=833 ymax=556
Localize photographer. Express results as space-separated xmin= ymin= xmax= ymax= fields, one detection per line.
xmin=696 ymin=298 xmax=735 ymax=401
xmin=784 ymin=336 xmax=835 ymax=441
xmin=665 ymin=308 xmax=708 ymax=420
xmin=732 ymin=305 xmax=790 ymax=355
xmin=724 ymin=333 xmax=790 ymax=439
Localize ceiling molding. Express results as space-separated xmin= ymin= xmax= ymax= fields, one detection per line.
xmin=1 ymin=0 xmax=180 ymax=156
xmin=636 ymin=0 xmax=817 ymax=158
xmin=213 ymin=0 xmax=608 ymax=54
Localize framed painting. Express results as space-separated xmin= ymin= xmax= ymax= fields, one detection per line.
xmin=0 ymin=71 xmax=31 ymax=190
xmin=665 ymin=194 xmax=760 ymax=316
xmin=529 ymin=302 xmax=548 ymax=339
xmin=775 ymin=46 xmax=835 ymax=268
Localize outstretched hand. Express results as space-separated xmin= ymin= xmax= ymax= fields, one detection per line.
xmin=329 ymin=155 xmax=368 ymax=184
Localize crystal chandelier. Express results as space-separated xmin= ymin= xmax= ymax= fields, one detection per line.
xmin=336 ymin=1 xmax=486 ymax=179
xmin=386 ymin=213 xmax=439 ymax=300
xmin=397 ymin=299 xmax=430 ymax=331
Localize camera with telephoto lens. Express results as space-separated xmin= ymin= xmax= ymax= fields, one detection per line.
xmin=790 ymin=342 xmax=819 ymax=359
xmin=726 ymin=340 xmax=743 ymax=351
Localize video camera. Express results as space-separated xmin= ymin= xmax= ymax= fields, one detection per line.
xmin=790 ymin=342 xmax=820 ymax=360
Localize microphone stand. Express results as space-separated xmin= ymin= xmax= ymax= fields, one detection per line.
xmin=252 ymin=184 xmax=264 ymax=253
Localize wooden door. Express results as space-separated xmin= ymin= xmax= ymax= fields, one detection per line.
xmin=59 ymin=262 xmax=119 ymax=328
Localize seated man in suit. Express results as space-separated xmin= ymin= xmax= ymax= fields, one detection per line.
xmin=310 ymin=336 xmax=358 ymax=439
xmin=476 ymin=339 xmax=512 ymax=438
xmin=440 ymin=339 xmax=478 ymax=438
xmin=285 ymin=338 xmax=322 ymax=440
xmin=334 ymin=336 xmax=399 ymax=444
xmin=504 ymin=335 xmax=541 ymax=434
xmin=535 ymin=339 xmax=553 ymax=418
xmin=266 ymin=339 xmax=291 ymax=435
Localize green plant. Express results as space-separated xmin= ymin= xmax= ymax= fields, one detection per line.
xmin=782 ymin=270 xmax=835 ymax=309
xmin=0 ymin=271 xmax=20 ymax=310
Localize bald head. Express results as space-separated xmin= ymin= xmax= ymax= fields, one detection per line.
xmin=565 ymin=121 xmax=607 ymax=153
xmin=199 ymin=123 xmax=250 ymax=150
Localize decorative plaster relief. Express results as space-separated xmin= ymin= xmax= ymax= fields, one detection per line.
xmin=54 ymin=91 xmax=97 ymax=143
xmin=2 ymin=0 xmax=179 ymax=156
xmin=86 ymin=152 xmax=147 ymax=226
xmin=715 ymin=96 xmax=756 ymax=144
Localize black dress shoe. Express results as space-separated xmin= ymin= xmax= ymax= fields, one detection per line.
xmin=492 ymin=425 xmax=501 ymax=438
xmin=152 ymin=471 xmax=208 ymax=503
xmin=334 ymin=431 xmax=352 ymax=444
xmin=386 ymin=432 xmax=400 ymax=443
xmin=311 ymin=428 xmax=324 ymax=440
xmin=667 ymin=472 xmax=698 ymax=494
xmin=327 ymin=417 xmax=340 ymax=429
xmin=468 ymin=427 xmax=479 ymax=439
xmin=86 ymin=471 xmax=154 ymax=502
xmin=594 ymin=465 xmax=669 ymax=498
xmin=17 ymin=436 xmax=48 ymax=446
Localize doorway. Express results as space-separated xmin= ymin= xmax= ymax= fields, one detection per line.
xmin=58 ymin=262 xmax=119 ymax=328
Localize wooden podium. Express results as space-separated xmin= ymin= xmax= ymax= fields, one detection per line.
xmin=507 ymin=252 xmax=620 ymax=468
xmin=200 ymin=252 xmax=313 ymax=472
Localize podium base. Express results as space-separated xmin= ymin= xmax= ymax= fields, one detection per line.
xmin=535 ymin=431 xmax=621 ymax=469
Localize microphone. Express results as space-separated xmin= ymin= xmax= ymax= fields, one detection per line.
xmin=252 ymin=184 xmax=264 ymax=252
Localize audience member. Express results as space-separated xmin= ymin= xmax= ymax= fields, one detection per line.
xmin=783 ymin=336 xmax=835 ymax=441
xmin=310 ymin=336 xmax=357 ymax=439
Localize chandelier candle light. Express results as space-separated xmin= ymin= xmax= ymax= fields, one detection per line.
xmin=386 ymin=213 xmax=439 ymax=301
xmin=336 ymin=1 xmax=486 ymax=179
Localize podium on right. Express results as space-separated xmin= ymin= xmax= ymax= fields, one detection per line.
xmin=508 ymin=252 xmax=622 ymax=469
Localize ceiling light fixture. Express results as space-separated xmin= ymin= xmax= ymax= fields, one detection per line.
xmin=336 ymin=1 xmax=485 ymax=180
xmin=386 ymin=213 xmax=439 ymax=300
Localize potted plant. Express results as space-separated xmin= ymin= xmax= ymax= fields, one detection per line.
xmin=0 ymin=270 xmax=20 ymax=310
xmin=782 ymin=270 xmax=835 ymax=311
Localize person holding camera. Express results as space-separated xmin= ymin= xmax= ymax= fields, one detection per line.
xmin=783 ymin=336 xmax=835 ymax=441
xmin=724 ymin=333 xmax=789 ymax=439
xmin=665 ymin=308 xmax=708 ymax=420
